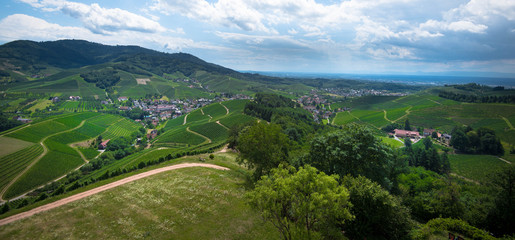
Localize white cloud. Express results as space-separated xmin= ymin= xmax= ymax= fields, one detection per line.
xmin=0 ymin=14 xmax=223 ymax=53
xmin=0 ymin=14 xmax=89 ymax=41
xmin=20 ymin=0 xmax=166 ymax=35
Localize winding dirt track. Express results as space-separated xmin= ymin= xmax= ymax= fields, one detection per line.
xmin=0 ymin=163 xmax=228 ymax=226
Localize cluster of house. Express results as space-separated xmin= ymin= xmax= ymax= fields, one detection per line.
xmin=116 ymin=94 xmax=251 ymax=124
xmin=392 ymin=128 xmax=452 ymax=144
xmin=323 ymin=88 xmax=408 ymax=97
xmin=12 ymin=116 xmax=32 ymax=123
xmin=297 ymin=94 xmax=333 ymax=123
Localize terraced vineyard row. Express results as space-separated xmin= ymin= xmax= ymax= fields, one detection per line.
xmin=189 ymin=122 xmax=228 ymax=143
xmin=218 ymin=114 xmax=255 ymax=128
xmin=102 ymin=118 xmax=141 ymax=139
xmin=0 ymin=145 xmax=44 ymax=192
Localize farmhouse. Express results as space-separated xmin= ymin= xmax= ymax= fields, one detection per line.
xmin=423 ymin=128 xmax=441 ymax=137
xmin=394 ymin=129 xmax=420 ymax=139
xmin=98 ymin=139 xmax=110 ymax=150
xmin=118 ymin=96 xmax=128 ymax=101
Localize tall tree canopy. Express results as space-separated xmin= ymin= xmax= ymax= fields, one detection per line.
xmin=237 ymin=121 xmax=291 ymax=180
xmin=305 ymin=123 xmax=394 ymax=188
xmin=246 ymin=165 xmax=353 ymax=240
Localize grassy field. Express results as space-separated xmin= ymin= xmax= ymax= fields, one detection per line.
xmin=0 ymin=136 xmax=34 ymax=158
xmin=380 ymin=137 xmax=404 ymax=148
xmin=0 ymin=154 xmax=280 ymax=240
xmin=449 ymin=154 xmax=509 ymax=184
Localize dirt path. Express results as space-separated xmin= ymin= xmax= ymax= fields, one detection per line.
xmin=383 ymin=110 xmax=393 ymax=123
xmin=450 ymin=173 xmax=480 ymax=185
xmin=0 ymin=163 xmax=229 ymax=226
xmin=216 ymin=120 xmax=229 ymax=130
xmin=183 ymin=113 xmax=189 ymax=125
xmin=426 ymin=98 xmax=442 ymax=105
xmin=393 ymin=106 xmax=412 ymax=122
xmin=0 ymin=120 xmax=87 ymax=201
xmin=220 ymin=102 xmax=229 ymax=115
xmin=500 ymin=115 xmax=515 ymax=130
xmin=498 ymin=157 xmax=512 ymax=164
xmin=200 ymin=109 xmax=205 ymax=115
xmin=186 ymin=127 xmax=212 ymax=144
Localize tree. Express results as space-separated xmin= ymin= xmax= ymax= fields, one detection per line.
xmin=404 ymin=118 xmax=411 ymax=130
xmin=342 ymin=175 xmax=412 ymax=240
xmin=237 ymin=122 xmax=291 ymax=180
xmin=486 ymin=165 xmax=515 ymax=236
xmin=450 ymin=128 xmax=470 ymax=152
xmin=422 ymin=137 xmax=432 ymax=149
xmin=246 ymin=165 xmax=353 ymax=240
xmin=431 ymin=131 xmax=438 ymax=139
xmin=306 ymin=123 xmax=394 ymax=188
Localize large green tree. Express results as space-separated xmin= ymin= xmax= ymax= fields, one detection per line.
xmin=246 ymin=165 xmax=353 ymax=240
xmin=237 ymin=121 xmax=291 ymax=180
xmin=305 ymin=123 xmax=394 ymax=188
xmin=342 ymin=175 xmax=412 ymax=240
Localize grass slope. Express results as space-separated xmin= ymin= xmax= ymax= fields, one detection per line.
xmin=0 ymin=154 xmax=280 ymax=240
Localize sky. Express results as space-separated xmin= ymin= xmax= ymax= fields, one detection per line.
xmin=0 ymin=0 xmax=514 ymax=76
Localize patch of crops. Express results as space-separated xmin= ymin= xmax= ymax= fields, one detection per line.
xmin=218 ymin=114 xmax=255 ymax=128
xmin=102 ymin=118 xmax=140 ymax=140
xmin=186 ymin=109 xmax=210 ymax=123
xmin=79 ymin=147 xmax=100 ymax=160
xmin=4 ymin=150 xmax=84 ymax=199
xmin=163 ymin=115 xmax=185 ymax=131
xmin=0 ymin=144 xmax=44 ymax=192
xmin=203 ymin=103 xmax=227 ymax=119
xmin=6 ymin=120 xmax=69 ymax=143
xmin=156 ymin=127 xmax=206 ymax=146
xmin=221 ymin=99 xmax=249 ymax=113
xmin=449 ymin=154 xmax=508 ymax=184
xmin=189 ymin=122 xmax=228 ymax=143
xmin=332 ymin=111 xmax=357 ymax=126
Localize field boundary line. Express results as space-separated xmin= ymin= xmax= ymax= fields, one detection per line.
xmin=186 ymin=127 xmax=211 ymax=144
xmin=0 ymin=120 xmax=87 ymax=201
xmin=0 ymin=163 xmax=229 ymax=226
xmin=220 ymin=102 xmax=229 ymax=115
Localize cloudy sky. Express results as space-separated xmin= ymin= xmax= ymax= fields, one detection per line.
xmin=1 ymin=0 xmax=514 ymax=75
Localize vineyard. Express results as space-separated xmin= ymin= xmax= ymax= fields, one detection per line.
xmin=218 ymin=114 xmax=255 ymax=128
xmin=221 ymin=99 xmax=249 ymax=113
xmin=0 ymin=144 xmax=44 ymax=192
xmin=202 ymin=103 xmax=227 ymax=119
xmin=155 ymin=127 xmax=206 ymax=147
xmin=60 ymin=100 xmax=103 ymax=112
xmin=101 ymin=118 xmax=141 ymax=140
xmin=189 ymin=122 xmax=229 ymax=143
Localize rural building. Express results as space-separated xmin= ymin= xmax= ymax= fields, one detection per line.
xmin=51 ymin=97 xmax=60 ymax=103
xmin=98 ymin=139 xmax=110 ymax=150
xmin=69 ymin=96 xmax=81 ymax=101
xmin=442 ymin=134 xmax=452 ymax=144
xmin=394 ymin=129 xmax=420 ymax=139
xmin=118 ymin=96 xmax=128 ymax=101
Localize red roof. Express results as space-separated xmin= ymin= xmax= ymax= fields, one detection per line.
xmin=394 ymin=129 xmax=420 ymax=137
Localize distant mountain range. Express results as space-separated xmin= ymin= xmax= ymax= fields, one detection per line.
xmin=0 ymin=40 xmax=424 ymax=97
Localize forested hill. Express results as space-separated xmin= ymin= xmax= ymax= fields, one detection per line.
xmin=0 ymin=39 xmax=236 ymax=76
